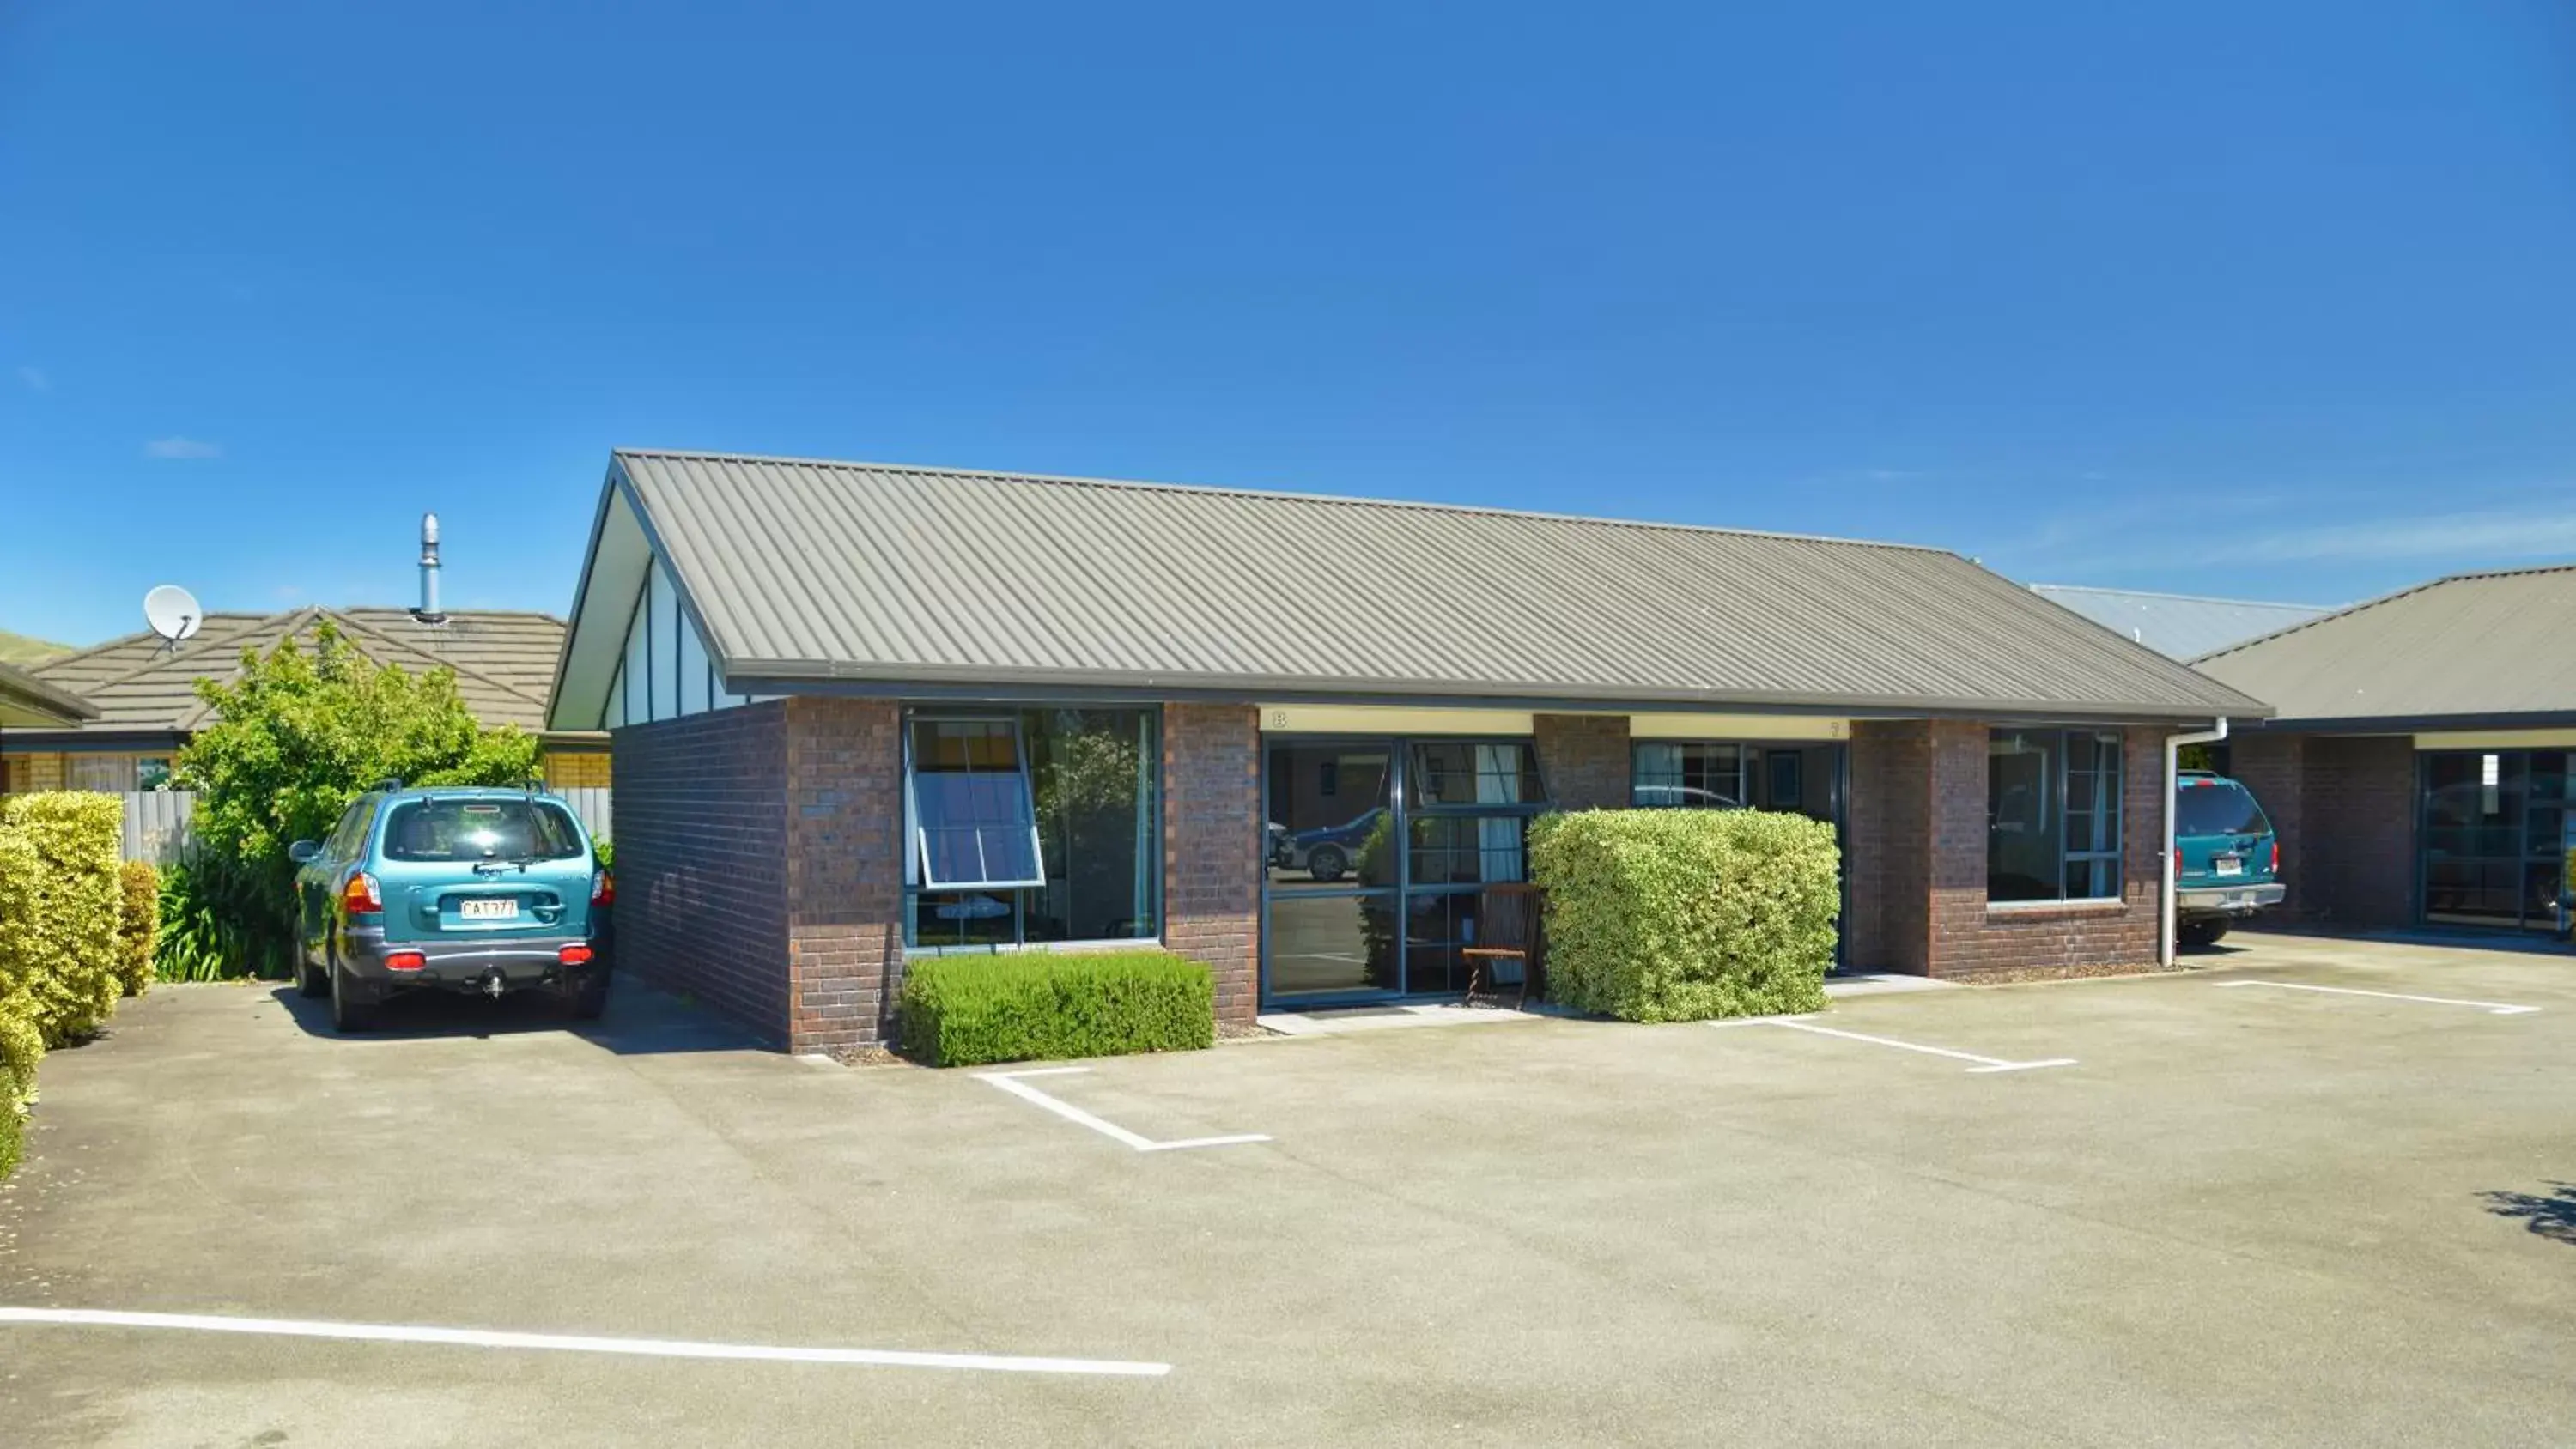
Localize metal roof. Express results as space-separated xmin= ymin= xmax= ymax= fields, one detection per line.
xmin=2027 ymin=585 xmax=2333 ymax=662
xmin=20 ymin=607 xmax=583 ymax=740
xmin=0 ymin=658 xmax=96 ymax=725
xmin=2192 ymin=565 xmax=2576 ymax=726
xmin=577 ymin=449 xmax=2264 ymax=723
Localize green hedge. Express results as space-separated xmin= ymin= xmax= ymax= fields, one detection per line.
xmin=1529 ymin=808 xmax=1838 ymax=1022
xmin=117 ymin=861 xmax=160 ymax=998
xmin=0 ymin=792 xmax=131 ymax=1179
xmin=900 ymin=951 xmax=1215 ymax=1067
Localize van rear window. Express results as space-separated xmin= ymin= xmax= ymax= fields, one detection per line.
xmin=2176 ymin=781 xmax=2270 ymax=838
xmin=382 ymin=800 xmax=584 ymax=862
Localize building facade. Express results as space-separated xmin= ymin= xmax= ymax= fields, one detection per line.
xmin=552 ymin=449 xmax=2264 ymax=1052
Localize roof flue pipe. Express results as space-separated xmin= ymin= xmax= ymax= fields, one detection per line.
xmin=413 ymin=512 xmax=447 ymax=624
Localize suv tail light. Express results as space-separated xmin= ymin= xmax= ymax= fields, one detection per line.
xmin=385 ymin=950 xmax=426 ymax=973
xmin=342 ymin=871 xmax=382 ymax=915
xmin=558 ymin=943 xmax=593 ymax=966
xmin=2172 ymin=846 xmax=2182 ymax=877
xmin=2270 ymin=840 xmax=2280 ymax=874
xmin=592 ymin=870 xmax=614 ymax=906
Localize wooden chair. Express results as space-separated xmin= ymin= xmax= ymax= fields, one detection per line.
xmin=1460 ymin=883 xmax=1542 ymax=1008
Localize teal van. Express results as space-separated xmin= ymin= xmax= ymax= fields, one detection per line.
xmin=2174 ymin=770 xmax=2284 ymax=948
xmin=289 ymin=785 xmax=611 ymax=1032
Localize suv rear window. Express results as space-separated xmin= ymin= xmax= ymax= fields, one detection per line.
xmin=2176 ymin=780 xmax=2270 ymax=838
xmin=381 ymin=799 xmax=584 ymax=863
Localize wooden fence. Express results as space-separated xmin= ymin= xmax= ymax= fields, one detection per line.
xmin=118 ymin=788 xmax=614 ymax=865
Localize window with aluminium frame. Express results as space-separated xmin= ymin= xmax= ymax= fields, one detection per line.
xmin=1987 ymin=727 xmax=2123 ymax=904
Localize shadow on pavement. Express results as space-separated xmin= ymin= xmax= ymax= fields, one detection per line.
xmin=266 ymin=979 xmax=760 ymax=1057
xmin=2480 ymin=1183 xmax=2576 ymax=1246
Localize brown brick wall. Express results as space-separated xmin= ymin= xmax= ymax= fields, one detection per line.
xmin=1164 ymin=704 xmax=1260 ymax=1024
xmin=609 ymin=703 xmax=793 ymax=1046
xmin=1845 ymin=720 xmax=1930 ymax=973
xmin=2228 ymin=731 xmax=2415 ymax=930
xmin=782 ymin=697 xmax=907 ymax=1053
xmin=1534 ymin=713 xmax=1631 ymax=811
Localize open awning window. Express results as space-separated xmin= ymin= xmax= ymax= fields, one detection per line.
xmin=906 ymin=718 xmax=1046 ymax=889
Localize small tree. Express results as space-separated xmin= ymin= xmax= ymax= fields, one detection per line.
xmin=172 ymin=621 xmax=539 ymax=974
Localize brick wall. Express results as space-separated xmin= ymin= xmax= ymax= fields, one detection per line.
xmin=1534 ymin=713 xmax=1631 ymax=811
xmin=782 ymin=698 xmax=906 ymax=1052
xmin=2303 ymin=735 xmax=2415 ymax=930
xmin=609 ymin=703 xmax=793 ymax=1045
xmin=1164 ymin=704 xmax=1260 ymax=1025
xmin=1845 ymin=720 xmax=1930 ymax=973
xmin=2229 ymin=731 xmax=2415 ymax=930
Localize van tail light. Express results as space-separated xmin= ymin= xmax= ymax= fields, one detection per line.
xmin=343 ymin=871 xmax=383 ymax=915
xmin=384 ymin=950 xmax=426 ymax=973
xmin=558 ymin=943 xmax=593 ymax=966
xmin=592 ymin=870 xmax=614 ymax=906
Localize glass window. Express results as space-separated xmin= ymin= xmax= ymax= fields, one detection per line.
xmin=136 ymin=758 xmax=172 ymax=791
xmin=1632 ymin=742 xmax=1743 ymax=809
xmin=1989 ymin=729 xmax=2123 ymax=902
xmin=1267 ymin=743 xmax=1394 ymax=891
xmin=2175 ymin=779 xmax=2269 ymax=838
xmin=381 ymin=799 xmax=582 ymax=862
xmin=325 ymin=799 xmax=373 ymax=859
xmin=904 ymin=709 xmax=1160 ymax=949
xmin=1407 ymin=815 xmax=1528 ymax=886
xmin=1407 ymin=741 xmax=1543 ymax=807
xmin=908 ymin=719 xmax=1044 ymax=889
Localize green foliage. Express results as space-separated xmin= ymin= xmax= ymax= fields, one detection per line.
xmin=155 ymin=852 xmax=293 ymax=983
xmin=591 ymin=836 xmax=614 ymax=873
xmin=0 ymin=792 xmax=127 ymax=1180
xmin=899 ymin=951 xmax=1215 ymax=1067
xmin=116 ymin=861 xmax=160 ymax=998
xmin=1528 ymin=808 xmax=1838 ymax=1022
xmin=173 ymin=621 xmax=541 ymax=973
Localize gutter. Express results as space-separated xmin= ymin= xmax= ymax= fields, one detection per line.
xmin=2162 ymin=718 xmax=2229 ymax=967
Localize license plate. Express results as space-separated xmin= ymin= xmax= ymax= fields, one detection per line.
xmin=459 ymin=898 xmax=519 ymax=920
xmin=2215 ymin=858 xmax=2244 ymax=877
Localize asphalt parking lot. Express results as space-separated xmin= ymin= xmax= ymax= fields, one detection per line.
xmin=4 ymin=931 xmax=2573 ymax=1447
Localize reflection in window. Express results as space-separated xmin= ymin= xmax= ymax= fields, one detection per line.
xmin=1265 ymin=744 xmax=1394 ymax=890
xmin=1407 ymin=815 xmax=1527 ymax=886
xmin=1632 ymin=743 xmax=1743 ymax=809
xmin=1989 ymin=729 xmax=2122 ymax=902
xmin=904 ymin=710 xmax=1160 ymax=949
xmin=1407 ymin=742 xmax=1542 ymax=807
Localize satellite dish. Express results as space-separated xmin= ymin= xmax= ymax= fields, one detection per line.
xmin=143 ymin=585 xmax=203 ymax=644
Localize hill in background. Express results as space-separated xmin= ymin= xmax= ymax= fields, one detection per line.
xmin=0 ymin=628 xmax=75 ymax=665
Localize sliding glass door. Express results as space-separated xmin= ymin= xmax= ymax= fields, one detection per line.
xmin=2421 ymin=749 xmax=2571 ymax=933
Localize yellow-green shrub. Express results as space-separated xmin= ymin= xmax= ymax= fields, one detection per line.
xmin=118 ymin=860 xmax=160 ymax=998
xmin=1528 ymin=808 xmax=1838 ymax=1022
xmin=0 ymin=792 xmax=128 ymax=1179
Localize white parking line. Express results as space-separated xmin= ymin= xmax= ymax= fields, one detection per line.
xmin=0 ymin=1307 xmax=1171 ymax=1377
xmin=1713 ymin=1016 xmax=2076 ymax=1074
xmin=2215 ymin=980 xmax=2541 ymax=1016
xmin=978 ymin=1068 xmax=1270 ymax=1153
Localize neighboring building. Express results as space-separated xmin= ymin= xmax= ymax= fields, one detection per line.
xmin=2194 ymin=565 xmax=2576 ymax=939
xmin=0 ymin=606 xmax=607 ymax=794
xmin=0 ymin=659 xmax=97 ymax=729
xmin=2029 ymin=585 xmax=2332 ymax=661
xmin=547 ymin=449 xmax=2264 ymax=1053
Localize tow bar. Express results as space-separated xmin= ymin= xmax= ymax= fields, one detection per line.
xmin=479 ymin=968 xmax=507 ymax=999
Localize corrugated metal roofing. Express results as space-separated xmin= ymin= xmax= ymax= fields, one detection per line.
xmin=2192 ymin=565 xmax=2576 ymax=724
xmin=2027 ymin=585 xmax=2333 ymax=662
xmin=607 ymin=449 xmax=2264 ymax=721
xmin=25 ymin=607 xmax=575 ymax=737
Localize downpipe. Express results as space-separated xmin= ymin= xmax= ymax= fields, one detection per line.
xmin=2163 ymin=718 xmax=2230 ymax=966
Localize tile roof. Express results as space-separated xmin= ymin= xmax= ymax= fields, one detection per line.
xmin=25 ymin=607 xmax=574 ymax=737
xmin=2192 ymin=565 xmax=2576 ymax=725
xmin=596 ymin=448 xmax=2266 ymax=721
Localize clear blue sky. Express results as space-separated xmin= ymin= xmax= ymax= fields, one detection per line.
xmin=4 ymin=1 xmax=2573 ymax=646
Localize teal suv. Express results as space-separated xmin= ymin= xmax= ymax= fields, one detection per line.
xmin=289 ymin=785 xmax=613 ymax=1032
xmin=2173 ymin=770 xmax=2283 ymax=949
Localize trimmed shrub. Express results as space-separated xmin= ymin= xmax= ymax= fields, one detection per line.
xmin=0 ymin=792 xmax=127 ymax=1180
xmin=117 ymin=861 xmax=160 ymax=998
xmin=155 ymin=852 xmax=291 ymax=982
xmin=1528 ymin=808 xmax=1838 ymax=1022
xmin=900 ymin=951 xmax=1215 ymax=1067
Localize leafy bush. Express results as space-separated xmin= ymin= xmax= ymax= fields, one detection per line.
xmin=1528 ymin=808 xmax=1838 ymax=1022
xmin=900 ymin=951 xmax=1214 ymax=1067
xmin=592 ymin=836 xmax=613 ymax=873
xmin=0 ymin=792 xmax=128 ymax=1179
xmin=173 ymin=620 xmax=541 ymax=974
xmin=116 ymin=861 xmax=160 ymax=998
xmin=155 ymin=852 xmax=295 ymax=983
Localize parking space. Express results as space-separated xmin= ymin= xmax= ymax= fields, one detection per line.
xmin=5 ymin=934 xmax=2575 ymax=1446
